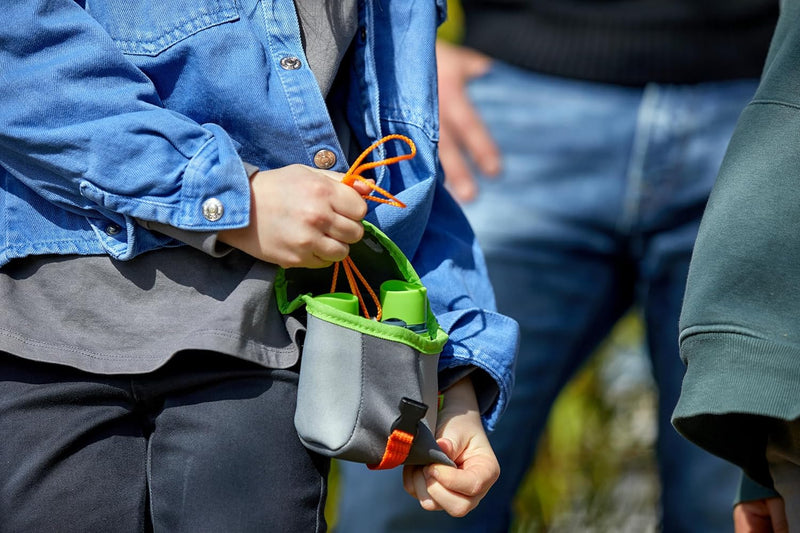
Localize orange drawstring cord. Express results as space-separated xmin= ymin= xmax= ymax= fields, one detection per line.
xmin=341 ymin=133 xmax=415 ymax=208
xmin=330 ymin=135 xmax=415 ymax=320
xmin=331 ymin=134 xmax=424 ymax=470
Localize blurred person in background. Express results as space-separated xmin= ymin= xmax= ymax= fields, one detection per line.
xmin=336 ymin=0 xmax=779 ymax=531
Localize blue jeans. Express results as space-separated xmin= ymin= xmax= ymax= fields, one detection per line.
xmin=0 ymin=351 xmax=328 ymax=532
xmin=335 ymin=62 xmax=755 ymax=532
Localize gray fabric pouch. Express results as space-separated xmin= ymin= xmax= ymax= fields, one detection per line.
xmin=276 ymin=221 xmax=453 ymax=468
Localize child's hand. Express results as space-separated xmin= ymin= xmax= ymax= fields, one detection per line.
xmin=402 ymin=376 xmax=500 ymax=517
xmin=734 ymin=498 xmax=788 ymax=533
xmin=219 ymin=164 xmax=371 ymax=268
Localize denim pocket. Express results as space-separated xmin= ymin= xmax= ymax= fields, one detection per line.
xmin=87 ymin=0 xmax=239 ymax=56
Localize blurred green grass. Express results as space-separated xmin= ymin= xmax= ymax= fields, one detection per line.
xmin=508 ymin=314 xmax=658 ymax=531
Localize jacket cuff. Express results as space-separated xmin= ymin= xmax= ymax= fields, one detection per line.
xmin=736 ymin=471 xmax=780 ymax=505
xmin=436 ymin=307 xmax=519 ymax=432
xmin=135 ymin=219 xmax=233 ymax=257
xmin=79 ymin=123 xmax=251 ymax=234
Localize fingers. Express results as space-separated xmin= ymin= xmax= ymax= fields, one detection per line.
xmin=436 ymin=41 xmax=501 ymax=203
xmin=300 ymin=168 xmax=367 ymax=243
xmin=767 ymin=497 xmax=789 ymax=533
xmin=733 ymin=498 xmax=789 ymax=533
xmin=439 ymin=128 xmax=478 ymax=202
xmin=277 ymin=219 xmax=361 ymax=268
xmin=440 ymin=91 xmax=499 ymax=179
xmin=311 ymin=169 xmax=368 ymax=221
xmin=428 ymin=456 xmax=498 ymax=496
xmin=277 ymin=173 xmax=365 ymax=268
xmin=317 ymin=168 xmax=375 ymax=205
xmin=426 ymin=448 xmax=500 ymax=515
xmin=403 ymin=465 xmax=442 ymax=512
xmin=322 ymin=210 xmax=365 ymax=243
xmin=402 ymin=434 xmax=499 ymax=518
xmin=404 ymin=461 xmax=495 ymax=518
xmin=422 ymin=467 xmax=478 ymax=518
xmin=309 ymin=237 xmax=350 ymax=265
xmin=345 ymin=176 xmax=375 ymax=197
xmin=220 ymin=164 xmax=374 ymax=268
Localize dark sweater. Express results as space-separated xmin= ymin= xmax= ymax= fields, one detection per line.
xmin=672 ymin=0 xmax=800 ymax=490
xmin=461 ymin=0 xmax=779 ymax=85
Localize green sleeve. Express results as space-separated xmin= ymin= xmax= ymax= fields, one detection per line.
xmin=673 ymin=0 xmax=800 ymax=483
xmin=736 ymin=471 xmax=779 ymax=506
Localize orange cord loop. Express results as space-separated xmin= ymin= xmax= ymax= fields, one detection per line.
xmin=330 ymin=135 xmax=414 ymax=319
xmin=341 ymin=134 xmax=415 ymax=208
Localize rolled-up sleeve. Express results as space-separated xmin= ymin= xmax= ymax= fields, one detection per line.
xmin=0 ymin=0 xmax=251 ymax=259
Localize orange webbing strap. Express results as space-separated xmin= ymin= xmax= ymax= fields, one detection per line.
xmin=330 ymin=134 xmax=416 ymax=320
xmin=367 ymin=429 xmax=415 ymax=470
xmin=367 ymin=398 xmax=429 ymax=470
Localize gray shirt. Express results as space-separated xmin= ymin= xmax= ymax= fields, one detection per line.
xmin=0 ymin=1 xmax=357 ymax=374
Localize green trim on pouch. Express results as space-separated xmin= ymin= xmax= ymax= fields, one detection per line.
xmin=275 ymin=220 xmax=448 ymax=355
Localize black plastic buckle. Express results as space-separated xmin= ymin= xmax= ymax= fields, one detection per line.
xmin=391 ymin=397 xmax=428 ymax=437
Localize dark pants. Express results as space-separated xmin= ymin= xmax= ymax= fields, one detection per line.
xmin=0 ymin=351 xmax=328 ymax=532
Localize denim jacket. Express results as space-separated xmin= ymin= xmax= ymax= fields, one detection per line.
xmin=0 ymin=0 xmax=517 ymax=429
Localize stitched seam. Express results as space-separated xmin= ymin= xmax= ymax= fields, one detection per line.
xmin=115 ymin=6 xmax=239 ymax=56
xmin=749 ymin=99 xmax=800 ymax=111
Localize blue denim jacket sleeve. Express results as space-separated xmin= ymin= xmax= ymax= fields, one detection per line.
xmin=415 ymin=185 xmax=519 ymax=432
xmin=358 ymin=1 xmax=518 ymax=430
xmin=0 ymin=0 xmax=251 ymax=260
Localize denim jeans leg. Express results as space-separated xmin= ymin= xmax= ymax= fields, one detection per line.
xmin=644 ymin=222 xmax=741 ymax=531
xmin=636 ymin=80 xmax=758 ymax=531
xmin=336 ymin=69 xmax=756 ymax=532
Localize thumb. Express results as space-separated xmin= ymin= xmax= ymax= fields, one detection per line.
xmin=317 ymin=168 xmax=374 ymax=198
xmin=348 ymin=177 xmax=375 ymax=197
xmin=436 ymin=437 xmax=457 ymax=461
xmin=436 ymin=433 xmax=470 ymax=467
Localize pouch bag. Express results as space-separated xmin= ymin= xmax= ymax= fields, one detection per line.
xmin=276 ymin=221 xmax=453 ymax=468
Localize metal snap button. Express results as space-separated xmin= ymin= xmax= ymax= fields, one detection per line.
xmin=279 ymin=56 xmax=302 ymax=70
xmin=313 ymin=149 xmax=337 ymax=170
xmin=105 ymin=224 xmax=121 ymax=236
xmin=202 ymin=198 xmax=224 ymax=221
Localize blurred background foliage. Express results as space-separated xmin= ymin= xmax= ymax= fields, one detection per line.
xmin=438 ymin=0 xmax=464 ymax=43
xmin=328 ymin=1 xmax=662 ymax=530
xmin=508 ymin=313 xmax=659 ymax=532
